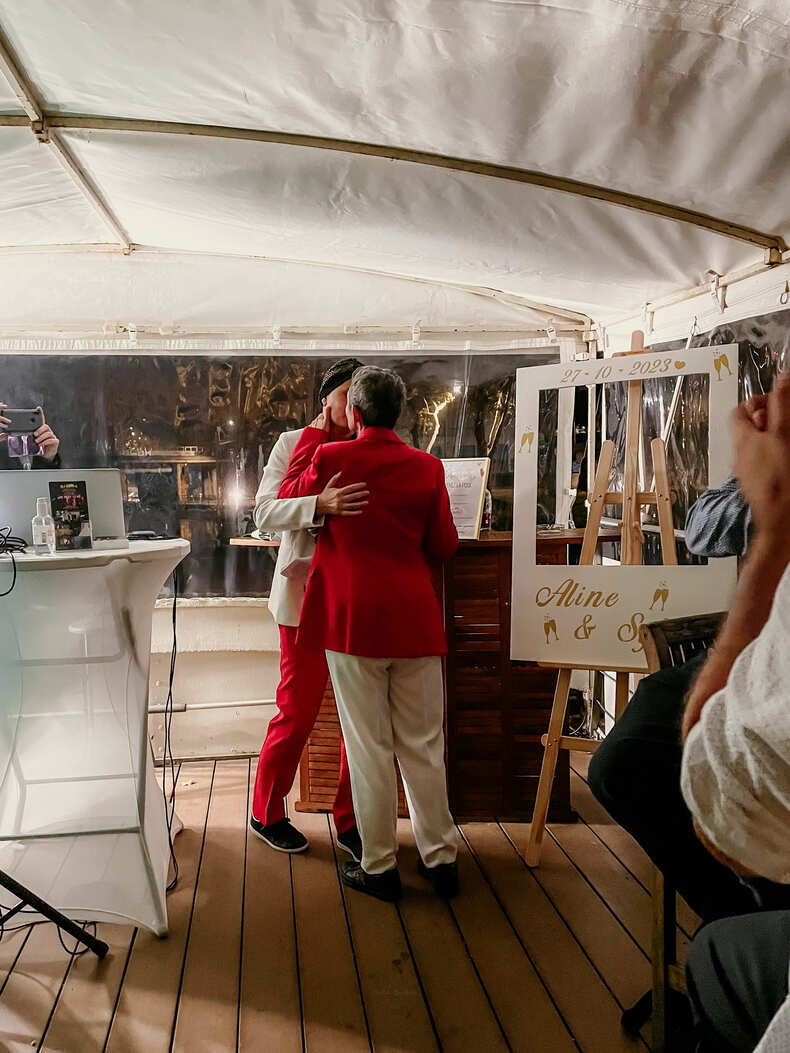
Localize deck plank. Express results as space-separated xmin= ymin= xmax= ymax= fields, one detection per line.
xmin=105 ymin=761 xmax=214 ymax=1053
xmin=329 ymin=829 xmax=439 ymax=1053
xmin=40 ymin=924 xmax=135 ymax=1053
xmin=397 ymin=822 xmax=510 ymax=1053
xmin=548 ymin=817 xmax=691 ymax=966
xmin=0 ymin=757 xmax=693 ymax=1053
xmin=291 ymin=808 xmax=370 ymax=1052
xmin=239 ymin=800 xmax=302 ymax=1052
xmin=450 ymin=834 xmax=577 ymax=1053
xmin=571 ymin=757 xmax=702 ymax=937
xmin=172 ymin=759 xmax=250 ymax=1053
xmin=0 ymin=922 xmax=72 ymax=1053
xmin=462 ymin=821 xmax=645 ymax=1053
xmin=0 ymin=925 xmax=32 ymax=992
xmin=508 ymin=824 xmax=651 ymax=1007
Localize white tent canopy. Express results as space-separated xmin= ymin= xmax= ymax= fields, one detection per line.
xmin=1 ymin=0 xmax=789 ymax=345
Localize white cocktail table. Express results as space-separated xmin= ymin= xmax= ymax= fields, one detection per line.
xmin=0 ymin=539 xmax=189 ymax=935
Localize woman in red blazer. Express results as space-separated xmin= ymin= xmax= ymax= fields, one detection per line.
xmin=279 ymin=366 xmax=459 ymax=902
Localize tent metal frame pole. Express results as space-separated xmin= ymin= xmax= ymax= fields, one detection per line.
xmin=0 ymin=110 xmax=785 ymax=253
xmin=0 ymin=26 xmax=132 ymax=253
xmin=20 ymin=113 xmax=785 ymax=255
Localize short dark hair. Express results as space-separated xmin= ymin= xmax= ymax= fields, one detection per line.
xmin=348 ymin=366 xmax=406 ymax=429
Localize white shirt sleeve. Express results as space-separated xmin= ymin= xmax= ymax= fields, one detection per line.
xmin=681 ymin=564 xmax=790 ymax=885
xmin=253 ymin=432 xmax=322 ymax=534
xmin=754 ymin=994 xmax=790 ymax=1052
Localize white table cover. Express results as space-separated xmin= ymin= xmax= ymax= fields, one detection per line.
xmin=0 ymin=539 xmax=189 ymax=935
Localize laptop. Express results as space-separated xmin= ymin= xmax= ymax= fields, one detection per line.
xmin=0 ymin=469 xmax=127 ymax=546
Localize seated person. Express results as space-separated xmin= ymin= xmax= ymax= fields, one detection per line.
xmin=0 ymin=403 xmax=60 ymax=467
xmin=681 ymin=374 xmax=790 ymax=1052
xmin=588 ymin=441 xmax=786 ymax=923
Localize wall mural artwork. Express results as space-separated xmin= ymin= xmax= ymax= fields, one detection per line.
xmin=511 ymin=346 xmax=739 ymax=671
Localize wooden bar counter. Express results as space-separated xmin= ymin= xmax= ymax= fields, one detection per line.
xmin=291 ymin=530 xmax=606 ymax=823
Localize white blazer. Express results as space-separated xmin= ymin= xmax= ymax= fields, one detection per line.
xmin=253 ymin=428 xmax=323 ymax=627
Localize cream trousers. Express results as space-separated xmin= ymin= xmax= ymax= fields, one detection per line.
xmin=326 ymin=651 xmax=458 ymax=875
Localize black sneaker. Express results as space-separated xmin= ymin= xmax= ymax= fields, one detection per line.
xmin=250 ymin=816 xmax=308 ymax=854
xmin=418 ymin=859 xmax=460 ymax=898
xmin=341 ymin=861 xmax=402 ymax=902
xmin=336 ymin=825 xmax=363 ymax=863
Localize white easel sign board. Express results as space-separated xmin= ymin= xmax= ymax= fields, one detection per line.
xmin=511 ymin=346 xmax=739 ymax=671
xmin=442 ymin=458 xmax=490 ymax=540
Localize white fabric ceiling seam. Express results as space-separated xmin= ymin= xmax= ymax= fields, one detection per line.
xmin=0 ymin=241 xmax=591 ymax=327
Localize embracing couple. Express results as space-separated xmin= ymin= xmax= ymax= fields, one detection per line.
xmin=250 ymin=359 xmax=459 ymax=902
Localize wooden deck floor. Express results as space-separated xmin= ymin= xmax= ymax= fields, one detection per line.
xmin=0 ymin=756 xmax=699 ymax=1053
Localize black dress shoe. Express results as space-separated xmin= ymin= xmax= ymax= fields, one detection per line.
xmin=418 ymin=859 xmax=460 ymax=898
xmin=250 ymin=816 xmax=308 ymax=853
xmin=341 ymin=862 xmax=402 ymax=902
xmin=336 ymin=825 xmax=363 ymax=863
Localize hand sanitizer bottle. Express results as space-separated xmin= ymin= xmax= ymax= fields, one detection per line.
xmin=32 ymin=498 xmax=56 ymax=555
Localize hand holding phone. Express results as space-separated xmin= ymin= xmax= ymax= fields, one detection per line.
xmin=0 ymin=406 xmax=43 ymax=435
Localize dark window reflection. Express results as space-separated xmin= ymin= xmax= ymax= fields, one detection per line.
xmin=1 ymin=352 xmax=555 ymax=596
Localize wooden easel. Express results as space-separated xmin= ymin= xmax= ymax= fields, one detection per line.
xmin=524 ymin=331 xmax=678 ymax=866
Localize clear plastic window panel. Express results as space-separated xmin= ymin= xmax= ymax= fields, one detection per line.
xmin=0 ymin=351 xmax=555 ymax=596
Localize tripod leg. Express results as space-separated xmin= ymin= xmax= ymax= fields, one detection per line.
xmin=525 ymin=668 xmax=572 ymax=866
xmin=0 ymin=869 xmax=109 ymax=959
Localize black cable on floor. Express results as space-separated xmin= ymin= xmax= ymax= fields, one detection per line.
xmin=163 ymin=567 xmax=180 ymax=893
xmin=0 ymin=525 xmax=25 ymax=596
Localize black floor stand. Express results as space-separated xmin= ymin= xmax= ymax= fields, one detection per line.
xmin=0 ymin=868 xmax=109 ymax=958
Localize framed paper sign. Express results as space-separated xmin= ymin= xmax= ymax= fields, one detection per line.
xmin=511 ymin=346 xmax=739 ymax=671
xmin=442 ymin=458 xmax=490 ymax=540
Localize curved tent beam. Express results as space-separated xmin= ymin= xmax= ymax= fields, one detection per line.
xmin=0 ymin=112 xmax=784 ymax=255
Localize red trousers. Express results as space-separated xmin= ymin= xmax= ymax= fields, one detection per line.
xmin=252 ymin=624 xmax=355 ymax=834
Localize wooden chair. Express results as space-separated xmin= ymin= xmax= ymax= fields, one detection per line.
xmin=625 ymin=612 xmax=726 ymax=1052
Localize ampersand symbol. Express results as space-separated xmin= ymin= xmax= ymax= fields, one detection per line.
xmin=574 ymin=614 xmax=596 ymax=640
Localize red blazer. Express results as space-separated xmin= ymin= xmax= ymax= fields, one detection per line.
xmin=279 ymin=426 xmax=459 ymax=658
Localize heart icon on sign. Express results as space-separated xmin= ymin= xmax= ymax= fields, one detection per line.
xmin=674 ymin=361 xmax=685 ymax=369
